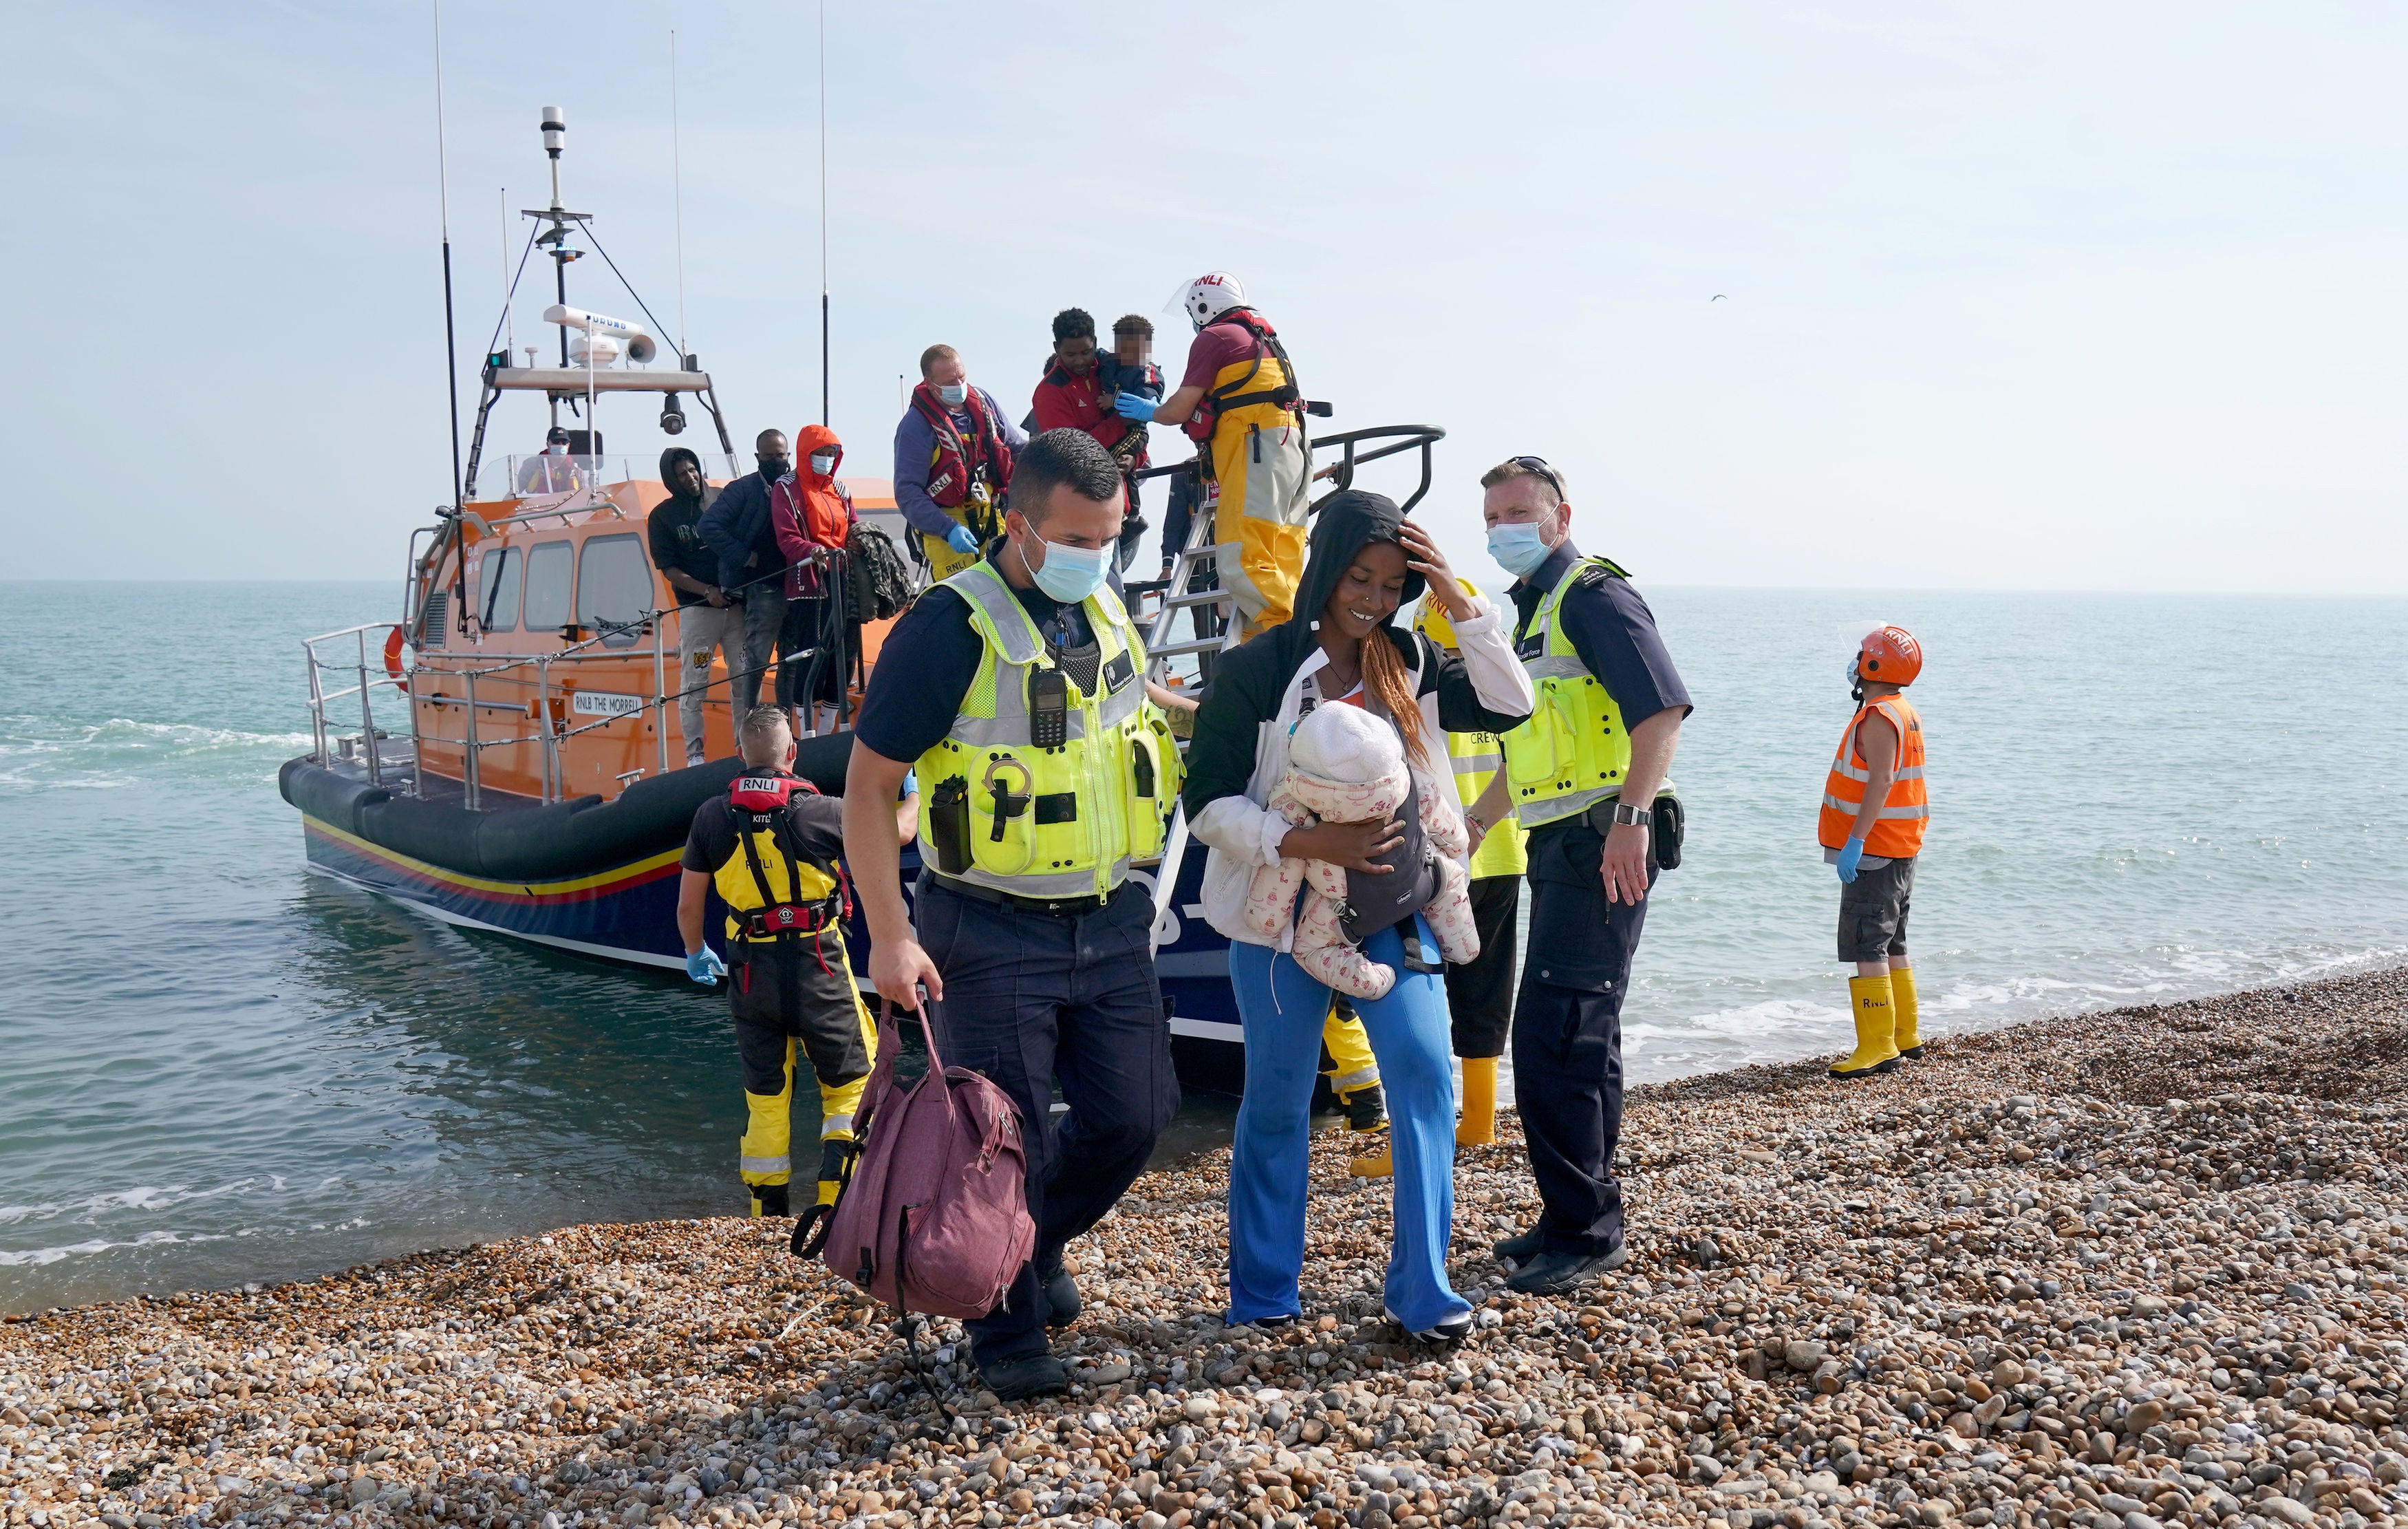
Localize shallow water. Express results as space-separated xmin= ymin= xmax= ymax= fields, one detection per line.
xmin=1 ymin=580 xmax=2402 ymax=1310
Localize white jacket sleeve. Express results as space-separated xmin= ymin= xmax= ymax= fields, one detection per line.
xmin=1191 ymin=787 xmax=1291 ymax=870
xmin=1448 ymin=595 xmax=1535 ymax=716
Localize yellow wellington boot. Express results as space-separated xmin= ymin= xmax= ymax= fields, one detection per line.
xmin=1891 ymin=967 xmax=1923 ymax=1059
xmin=1456 ymin=1057 xmax=1498 ymax=1148
xmin=1348 ymin=1120 xmax=1393 ymax=1179
xmin=1829 ymin=975 xmax=1901 ymax=1080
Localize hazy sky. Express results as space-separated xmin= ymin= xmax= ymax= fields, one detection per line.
xmin=5 ymin=2 xmax=2401 ymax=591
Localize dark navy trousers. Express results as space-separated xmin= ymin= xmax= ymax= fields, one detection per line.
xmin=1512 ymin=824 xmax=1656 ymax=1257
xmin=916 ymin=877 xmax=1179 ymax=1364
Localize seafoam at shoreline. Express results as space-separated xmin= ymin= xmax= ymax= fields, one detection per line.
xmin=5 ymin=967 xmax=2408 ymax=1529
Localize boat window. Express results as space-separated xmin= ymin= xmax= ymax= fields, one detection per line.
xmin=522 ymin=540 xmax=574 ymax=634
xmin=577 ymin=534 xmax=654 ymax=649
xmin=475 ymin=547 xmax=520 ymax=632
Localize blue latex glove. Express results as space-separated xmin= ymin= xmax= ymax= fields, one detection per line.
xmin=1113 ymin=392 xmax=1159 ymax=422
xmin=685 ymin=947 xmax=727 ymax=986
xmin=945 ymin=524 xmax=980 ymax=555
xmin=1834 ymin=836 xmax=1866 ymax=885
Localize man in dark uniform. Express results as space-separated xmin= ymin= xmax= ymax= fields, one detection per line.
xmin=841 ymin=428 xmax=1181 ymax=1401
xmin=1479 ymin=456 xmax=1692 ymax=1296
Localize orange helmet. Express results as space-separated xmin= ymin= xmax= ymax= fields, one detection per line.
xmin=1854 ymin=626 xmax=1923 ymax=687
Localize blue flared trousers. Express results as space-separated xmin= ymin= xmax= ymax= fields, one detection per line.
xmin=1225 ymin=917 xmax=1469 ymax=1334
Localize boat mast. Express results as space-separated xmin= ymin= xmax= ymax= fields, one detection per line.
xmin=541 ymin=107 xmax=570 ymax=429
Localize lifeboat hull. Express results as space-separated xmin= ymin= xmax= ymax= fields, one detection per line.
xmin=279 ymin=738 xmax=1249 ymax=1091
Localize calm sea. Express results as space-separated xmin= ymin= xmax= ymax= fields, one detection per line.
xmin=2 ymin=581 xmax=2403 ymax=1312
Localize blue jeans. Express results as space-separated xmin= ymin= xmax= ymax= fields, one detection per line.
xmin=918 ymin=879 xmax=1179 ymax=1365
xmin=1226 ymin=917 xmax=1468 ymax=1334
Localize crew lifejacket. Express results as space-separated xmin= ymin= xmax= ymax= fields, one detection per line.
xmin=716 ymin=771 xmax=849 ymax=955
xmin=1818 ymin=695 xmax=1928 ymax=859
xmin=1501 ymin=555 xmax=1636 ymax=828
xmin=910 ymin=383 xmax=1014 ymax=530
xmin=1185 ymin=308 xmax=1303 ymax=451
xmin=1447 ymin=727 xmax=1529 ymax=879
xmin=913 ymin=562 xmax=1181 ymax=901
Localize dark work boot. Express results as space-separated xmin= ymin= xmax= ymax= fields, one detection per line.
xmin=749 ymin=1182 xmax=791 ymax=1219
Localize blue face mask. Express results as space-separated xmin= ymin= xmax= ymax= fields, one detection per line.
xmin=1021 ymin=533 xmax=1111 ymax=604
xmin=936 ymin=382 xmax=970 ymax=407
xmin=1487 ymin=520 xmax=1554 ymax=579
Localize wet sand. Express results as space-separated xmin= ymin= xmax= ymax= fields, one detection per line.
xmin=6 ymin=965 xmax=2407 ymax=1529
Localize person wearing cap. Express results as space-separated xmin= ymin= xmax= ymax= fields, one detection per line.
xmin=1820 ymin=626 xmax=1931 ymax=1079
xmin=515 ymin=425 xmax=585 ymax=495
xmin=1115 ymin=272 xmax=1311 ymax=634
xmin=1480 ymin=455 xmax=1692 ymax=1296
xmin=1412 ymin=582 xmax=1527 ymax=1148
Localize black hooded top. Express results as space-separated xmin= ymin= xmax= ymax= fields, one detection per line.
xmin=1181 ymin=489 xmax=1530 ymax=824
xmin=648 ymin=446 xmax=722 ymax=605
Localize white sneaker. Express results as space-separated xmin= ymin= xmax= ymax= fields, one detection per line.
xmin=1385 ymin=1306 xmax=1475 ymax=1344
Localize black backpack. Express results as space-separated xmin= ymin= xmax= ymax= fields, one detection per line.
xmin=845 ymin=522 xmax=917 ymax=623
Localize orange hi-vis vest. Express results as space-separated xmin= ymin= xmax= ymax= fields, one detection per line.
xmin=1818 ymin=694 xmax=1928 ymax=858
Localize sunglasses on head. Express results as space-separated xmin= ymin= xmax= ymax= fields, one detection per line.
xmin=1512 ymin=454 xmax=1567 ymax=504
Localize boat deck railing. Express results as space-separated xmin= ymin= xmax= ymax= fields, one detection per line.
xmin=303 ymin=610 xmax=691 ymax=812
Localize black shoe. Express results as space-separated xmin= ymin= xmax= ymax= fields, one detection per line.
xmin=1897 ymin=1044 xmax=1926 ymax=1060
xmin=1506 ymin=1241 xmax=1630 ymax=1296
xmin=1492 ymin=1227 xmax=1544 ymax=1268
xmin=1386 ymin=1306 xmax=1475 ymax=1345
xmin=1344 ymin=1082 xmax=1388 ymax=1133
xmin=1040 ymin=1265 xmax=1080 ymax=1329
xmin=749 ymin=1182 xmax=791 ymax=1219
xmin=1227 ymin=1313 xmax=1297 ymax=1332
xmin=978 ymin=1353 xmax=1070 ymax=1402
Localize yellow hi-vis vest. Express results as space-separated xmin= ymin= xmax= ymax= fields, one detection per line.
xmin=914 ymin=561 xmax=1181 ymax=900
xmin=1503 ymin=555 xmax=1635 ymax=829
xmin=1446 ymin=727 xmax=1527 ymax=879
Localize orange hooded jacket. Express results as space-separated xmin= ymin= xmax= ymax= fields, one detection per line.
xmin=771 ymin=425 xmax=855 ymax=599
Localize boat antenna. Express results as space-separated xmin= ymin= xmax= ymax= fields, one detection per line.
xmin=819 ymin=0 xmax=830 ymax=426
xmin=433 ymin=0 xmax=462 ymax=515
xmin=671 ymin=27 xmax=689 ymax=364
xmin=501 ymin=185 xmax=513 ymax=360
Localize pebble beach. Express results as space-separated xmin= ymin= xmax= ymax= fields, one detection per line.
xmin=6 ymin=966 xmax=2407 ymax=1529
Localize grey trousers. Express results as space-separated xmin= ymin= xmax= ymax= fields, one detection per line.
xmin=737 ymin=586 xmax=788 ymax=715
xmin=674 ymin=601 xmax=746 ymax=762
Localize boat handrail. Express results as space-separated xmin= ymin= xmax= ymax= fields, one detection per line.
xmin=306 ymin=603 xmax=698 ymax=811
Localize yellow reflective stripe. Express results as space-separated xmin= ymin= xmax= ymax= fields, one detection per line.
xmin=739 ymin=1155 xmax=791 ymax=1174
xmin=945 ymin=857 xmax=1135 ymax=898
xmin=1523 ymin=655 xmax=1588 ymax=681
xmin=1327 ymin=1065 xmax=1380 ymax=1093
xmin=817 ymin=1115 xmax=854 ymax=1140
xmin=1450 ymin=751 xmax=1503 ymax=775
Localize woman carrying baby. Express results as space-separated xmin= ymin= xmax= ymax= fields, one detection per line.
xmin=1184 ymin=490 xmax=1535 ymax=1339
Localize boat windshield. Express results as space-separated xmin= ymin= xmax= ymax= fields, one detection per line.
xmin=507 ymin=454 xmax=650 ymax=497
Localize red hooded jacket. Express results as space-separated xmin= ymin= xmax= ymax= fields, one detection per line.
xmin=771 ymin=424 xmax=857 ymax=599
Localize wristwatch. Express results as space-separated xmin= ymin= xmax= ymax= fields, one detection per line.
xmin=1465 ymin=810 xmax=1490 ymax=836
xmin=1611 ymin=801 xmax=1653 ymax=827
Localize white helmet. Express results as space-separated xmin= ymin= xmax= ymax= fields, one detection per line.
xmin=1174 ymin=271 xmax=1247 ymax=330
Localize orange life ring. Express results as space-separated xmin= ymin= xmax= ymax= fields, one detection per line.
xmin=384 ymin=627 xmax=410 ymax=694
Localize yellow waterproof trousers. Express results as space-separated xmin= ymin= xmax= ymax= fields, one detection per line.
xmin=1208 ymin=418 xmax=1311 ymax=632
xmin=740 ymin=996 xmax=879 ymax=1191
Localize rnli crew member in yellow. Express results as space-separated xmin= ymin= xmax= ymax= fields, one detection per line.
xmin=1820 ymin=625 xmax=1931 ymax=1079
xmin=894 ymin=344 xmax=1026 ymax=581
xmin=1412 ymin=583 xmax=1529 ymax=1148
xmin=678 ymin=706 xmax=905 ymax=1219
xmin=1321 ymin=998 xmax=1390 ymax=1178
xmin=1115 ymin=272 xmax=1311 ymax=634
xmin=843 ymin=427 xmax=1181 ymax=1403
xmin=1481 ymin=456 xmax=1692 ymax=1296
